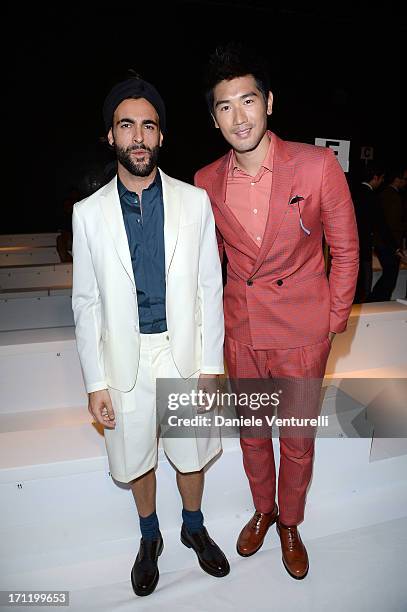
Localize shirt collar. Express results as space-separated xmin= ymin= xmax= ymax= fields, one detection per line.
xmin=117 ymin=170 xmax=161 ymax=198
xmin=362 ymin=182 xmax=374 ymax=191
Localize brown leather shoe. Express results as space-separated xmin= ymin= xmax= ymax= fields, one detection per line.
xmin=236 ymin=503 xmax=278 ymax=557
xmin=276 ymin=519 xmax=309 ymax=579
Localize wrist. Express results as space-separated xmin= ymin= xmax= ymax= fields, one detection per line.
xmin=88 ymin=388 xmax=108 ymax=396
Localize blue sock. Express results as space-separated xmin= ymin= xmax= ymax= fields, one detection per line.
xmin=139 ymin=510 xmax=160 ymax=540
xmin=182 ymin=508 xmax=204 ymax=534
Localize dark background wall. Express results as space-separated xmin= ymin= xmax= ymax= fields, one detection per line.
xmin=6 ymin=2 xmax=406 ymax=232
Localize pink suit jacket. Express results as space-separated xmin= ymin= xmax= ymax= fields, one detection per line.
xmin=195 ymin=132 xmax=359 ymax=350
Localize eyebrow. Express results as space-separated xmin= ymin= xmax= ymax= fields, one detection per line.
xmin=116 ymin=118 xmax=158 ymax=127
xmin=215 ymin=91 xmax=259 ymax=109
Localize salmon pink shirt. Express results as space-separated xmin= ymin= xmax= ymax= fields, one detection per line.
xmin=225 ymin=134 xmax=274 ymax=247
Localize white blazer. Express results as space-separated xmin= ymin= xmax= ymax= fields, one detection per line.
xmin=72 ymin=169 xmax=224 ymax=393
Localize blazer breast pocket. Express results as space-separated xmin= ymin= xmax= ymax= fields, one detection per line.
xmin=279 ymin=196 xmax=313 ymax=238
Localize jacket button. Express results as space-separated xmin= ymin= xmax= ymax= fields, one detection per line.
xmin=247 ymin=279 xmax=253 ymax=286
xmin=277 ymin=279 xmax=283 ymax=286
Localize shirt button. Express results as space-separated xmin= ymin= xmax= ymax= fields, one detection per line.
xmin=250 ymin=181 xmax=255 ymax=186
xmin=247 ymin=279 xmax=253 ymax=286
xmin=166 ymin=335 xmax=169 ymax=341
xmin=253 ymin=208 xmax=258 ymax=214
xmin=256 ymin=236 xmax=261 ymax=242
xmin=277 ymin=279 xmax=283 ymax=286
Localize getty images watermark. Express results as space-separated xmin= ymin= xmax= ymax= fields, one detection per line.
xmin=157 ymin=377 xmax=407 ymax=439
xmin=165 ymin=388 xmax=329 ymax=429
xmin=167 ymin=387 xmax=281 ymax=410
xmin=159 ymin=379 xmax=328 ymax=437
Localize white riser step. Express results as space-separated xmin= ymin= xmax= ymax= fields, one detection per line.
xmin=0 ymin=295 xmax=74 ymax=331
xmin=0 ymin=263 xmax=72 ymax=290
xmin=326 ymin=301 xmax=407 ymax=374
xmin=0 ymin=303 xmax=406 ymax=414
xmin=0 ymin=288 xmax=72 ymax=299
xmin=1 ymin=390 xmax=406 ymax=527
xmin=0 ymin=233 xmax=59 ymax=248
xmin=0 ymin=328 xmax=86 ymax=413
xmin=0 ymin=247 xmax=60 ymax=266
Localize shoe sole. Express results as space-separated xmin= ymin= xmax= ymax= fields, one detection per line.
xmin=236 ymin=513 xmax=278 ymax=558
xmin=181 ymin=534 xmax=230 ymax=578
xmin=281 ymin=557 xmax=309 ymax=580
xmin=276 ymin=524 xmax=309 ymax=580
xmin=131 ymin=539 xmax=164 ymax=597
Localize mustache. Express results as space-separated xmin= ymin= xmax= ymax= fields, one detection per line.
xmin=128 ymin=144 xmax=151 ymax=153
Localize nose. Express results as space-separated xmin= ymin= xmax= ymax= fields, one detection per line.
xmin=233 ymin=104 xmax=248 ymax=126
xmin=132 ymin=125 xmax=144 ymax=143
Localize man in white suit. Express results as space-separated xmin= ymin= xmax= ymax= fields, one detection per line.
xmin=72 ymin=76 xmax=230 ymax=597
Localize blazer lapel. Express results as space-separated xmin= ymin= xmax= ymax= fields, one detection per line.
xmin=251 ymin=134 xmax=295 ymax=277
xmin=211 ymin=152 xmax=260 ymax=256
xmin=160 ymin=169 xmax=181 ymax=276
xmin=211 ymin=152 xmax=230 ymax=208
xmin=99 ymin=176 xmax=135 ymax=284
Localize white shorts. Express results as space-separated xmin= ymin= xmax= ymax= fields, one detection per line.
xmin=104 ymin=331 xmax=222 ymax=483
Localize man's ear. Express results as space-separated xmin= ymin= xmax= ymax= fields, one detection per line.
xmin=266 ymin=91 xmax=273 ymax=116
xmin=107 ymin=128 xmax=114 ymax=146
xmin=159 ymin=131 xmax=164 ymax=147
xmin=211 ymin=113 xmax=220 ymax=129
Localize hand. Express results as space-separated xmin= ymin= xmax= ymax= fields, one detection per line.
xmin=196 ymin=373 xmax=220 ymax=414
xmin=328 ymin=331 xmax=336 ymax=344
xmin=88 ymin=389 xmax=116 ymax=428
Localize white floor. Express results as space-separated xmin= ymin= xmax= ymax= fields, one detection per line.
xmin=3 ymin=516 xmax=406 ymax=612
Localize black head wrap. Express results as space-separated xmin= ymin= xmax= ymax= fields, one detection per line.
xmin=102 ymin=77 xmax=166 ymax=134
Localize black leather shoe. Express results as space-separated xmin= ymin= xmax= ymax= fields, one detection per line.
xmin=131 ymin=532 xmax=164 ymax=597
xmin=181 ymin=524 xmax=230 ymax=577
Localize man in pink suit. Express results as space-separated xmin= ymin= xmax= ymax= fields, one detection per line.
xmin=195 ymin=44 xmax=359 ymax=579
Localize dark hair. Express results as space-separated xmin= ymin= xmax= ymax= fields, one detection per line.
xmin=362 ymin=163 xmax=385 ymax=183
xmin=204 ymin=42 xmax=271 ymax=112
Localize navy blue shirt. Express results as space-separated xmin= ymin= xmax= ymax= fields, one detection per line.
xmin=118 ymin=174 xmax=167 ymax=333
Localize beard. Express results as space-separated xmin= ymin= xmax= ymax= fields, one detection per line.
xmin=115 ymin=143 xmax=160 ymax=177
